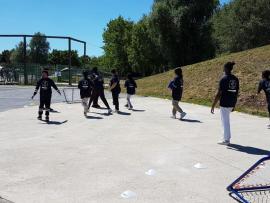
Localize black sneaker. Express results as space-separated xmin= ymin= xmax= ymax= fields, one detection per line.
xmin=37 ymin=116 xmax=42 ymax=120
xmin=124 ymin=104 xmax=128 ymax=108
xmin=92 ymin=104 xmax=101 ymax=108
xmin=45 ymin=116 xmax=49 ymax=122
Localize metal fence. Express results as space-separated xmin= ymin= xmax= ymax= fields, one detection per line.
xmin=0 ymin=63 xmax=113 ymax=85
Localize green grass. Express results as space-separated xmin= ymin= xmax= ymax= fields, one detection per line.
xmin=136 ymin=45 xmax=270 ymax=117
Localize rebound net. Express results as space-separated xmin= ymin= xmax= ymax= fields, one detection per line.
xmin=227 ymin=156 xmax=270 ymax=203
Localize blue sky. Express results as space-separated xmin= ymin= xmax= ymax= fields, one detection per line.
xmin=0 ymin=0 xmax=228 ymax=57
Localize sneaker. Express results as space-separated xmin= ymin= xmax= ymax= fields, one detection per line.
xmin=128 ymin=107 xmax=133 ymax=110
xmin=267 ymin=124 xmax=270 ymax=128
xmin=180 ymin=112 xmax=187 ymax=120
xmin=37 ymin=115 xmax=42 ymax=120
xmin=92 ymin=104 xmax=101 ymax=108
xmin=218 ymin=140 xmax=230 ymax=146
xmin=124 ymin=104 xmax=128 ymax=108
xmin=171 ymin=115 xmax=176 ymax=119
xmin=45 ymin=116 xmax=49 ymax=122
xmin=108 ymin=109 xmax=113 ymax=114
xmin=84 ymin=112 xmax=87 ymax=117
xmin=115 ymin=109 xmax=120 ymax=113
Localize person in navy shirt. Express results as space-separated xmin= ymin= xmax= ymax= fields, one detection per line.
xmin=168 ymin=67 xmax=186 ymax=120
xmin=124 ymin=73 xmax=137 ymax=110
xmin=32 ymin=70 xmax=61 ymax=122
xmin=78 ymin=71 xmax=93 ymax=117
xmin=88 ymin=67 xmax=112 ymax=114
xmin=257 ymin=70 xmax=270 ymax=128
xmin=110 ymin=69 xmax=121 ymax=112
xmin=211 ymin=62 xmax=239 ymax=145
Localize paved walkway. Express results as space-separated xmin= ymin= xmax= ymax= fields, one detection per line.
xmin=0 ymin=95 xmax=269 ymax=203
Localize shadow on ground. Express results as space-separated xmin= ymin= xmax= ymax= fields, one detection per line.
xmin=227 ymin=144 xmax=270 ymax=156
xmin=41 ymin=120 xmax=68 ymax=125
xmin=86 ymin=116 xmax=103 ymax=120
xmin=180 ymin=118 xmax=202 ymax=123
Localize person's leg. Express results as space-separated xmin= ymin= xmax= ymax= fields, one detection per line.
xmin=88 ymin=89 xmax=98 ymax=109
xmin=127 ymin=94 xmax=133 ymax=109
xmin=44 ymin=97 xmax=51 ymax=121
xmin=112 ymin=92 xmax=119 ymax=111
xmin=172 ymin=100 xmax=184 ymax=114
xmin=99 ymin=89 xmax=110 ymax=109
xmin=268 ymin=104 xmax=270 ymax=127
xmin=82 ymin=97 xmax=89 ymax=115
xmin=220 ymin=107 xmax=233 ymax=143
xmin=38 ymin=98 xmax=45 ymax=119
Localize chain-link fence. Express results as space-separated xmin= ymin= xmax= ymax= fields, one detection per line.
xmin=0 ymin=63 xmax=113 ymax=85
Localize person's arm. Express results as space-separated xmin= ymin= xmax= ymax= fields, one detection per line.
xmin=110 ymin=81 xmax=117 ymax=90
xmin=257 ymin=81 xmax=263 ymax=94
xmin=211 ymin=90 xmax=222 ymax=114
xmin=51 ymin=80 xmax=61 ymax=95
xmin=32 ymin=80 xmax=41 ymax=99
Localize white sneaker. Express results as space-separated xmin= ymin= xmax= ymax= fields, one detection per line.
xmin=108 ymin=109 xmax=113 ymax=114
xmin=180 ymin=112 xmax=187 ymax=120
xmin=218 ymin=141 xmax=230 ymax=146
xmin=267 ymin=124 xmax=270 ymax=128
xmin=171 ymin=115 xmax=176 ymax=119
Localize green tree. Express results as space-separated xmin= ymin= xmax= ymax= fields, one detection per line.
xmin=29 ymin=32 xmax=50 ymax=64
xmin=149 ymin=0 xmax=218 ymax=67
xmin=0 ymin=50 xmax=12 ymax=63
xmin=10 ymin=41 xmax=30 ymax=64
xmin=213 ymin=0 xmax=270 ymax=53
xmin=103 ymin=16 xmax=133 ymax=75
xmin=128 ymin=16 xmax=164 ymax=76
xmin=48 ymin=49 xmax=82 ymax=67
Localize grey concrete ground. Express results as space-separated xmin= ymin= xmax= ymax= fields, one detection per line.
xmin=0 ymin=92 xmax=270 ymax=203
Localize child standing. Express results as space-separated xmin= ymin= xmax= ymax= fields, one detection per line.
xmin=110 ymin=69 xmax=121 ymax=112
xmin=124 ymin=73 xmax=137 ymax=110
xmin=169 ymin=68 xmax=186 ymax=120
xmin=78 ymin=71 xmax=93 ymax=117
xmin=257 ymin=70 xmax=270 ymax=128
xmin=32 ymin=70 xmax=61 ymax=122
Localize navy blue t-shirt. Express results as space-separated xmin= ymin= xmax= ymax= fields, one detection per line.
xmin=91 ymin=72 xmax=104 ymax=89
xmin=35 ymin=78 xmax=59 ymax=98
xmin=219 ymin=74 xmax=239 ymax=107
xmin=110 ymin=74 xmax=121 ymax=94
xmin=125 ymin=79 xmax=137 ymax=95
xmin=171 ymin=76 xmax=183 ymax=101
xmin=258 ymin=79 xmax=270 ymax=104
xmin=78 ymin=78 xmax=93 ymax=99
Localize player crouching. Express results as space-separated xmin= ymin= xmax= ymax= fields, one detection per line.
xmin=32 ymin=70 xmax=61 ymax=122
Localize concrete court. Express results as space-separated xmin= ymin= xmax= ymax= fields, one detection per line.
xmin=0 ymin=95 xmax=269 ymax=203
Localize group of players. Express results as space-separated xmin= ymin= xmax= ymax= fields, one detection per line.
xmin=32 ymin=67 xmax=137 ymax=122
xmin=32 ymin=63 xmax=270 ymax=146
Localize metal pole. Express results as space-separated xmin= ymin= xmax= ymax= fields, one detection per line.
xmin=23 ymin=36 xmax=28 ymax=85
xmin=68 ymin=37 xmax=71 ymax=86
xmin=84 ymin=42 xmax=86 ymax=69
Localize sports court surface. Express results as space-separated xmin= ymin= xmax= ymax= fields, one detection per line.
xmin=0 ymin=86 xmax=269 ymax=202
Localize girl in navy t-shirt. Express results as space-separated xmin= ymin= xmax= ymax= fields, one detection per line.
xmin=124 ymin=74 xmax=137 ymax=110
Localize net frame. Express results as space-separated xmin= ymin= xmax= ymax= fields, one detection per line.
xmin=62 ymin=87 xmax=81 ymax=104
xmin=227 ymin=156 xmax=270 ymax=203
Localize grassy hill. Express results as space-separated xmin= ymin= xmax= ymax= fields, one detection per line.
xmin=136 ymin=45 xmax=270 ymax=116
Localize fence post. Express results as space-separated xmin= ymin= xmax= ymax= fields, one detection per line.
xmin=23 ymin=36 xmax=28 ymax=85
xmin=68 ymin=37 xmax=71 ymax=86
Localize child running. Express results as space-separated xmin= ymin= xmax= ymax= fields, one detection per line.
xmin=110 ymin=69 xmax=121 ymax=113
xmin=257 ymin=70 xmax=270 ymax=128
xmin=32 ymin=70 xmax=61 ymax=122
xmin=124 ymin=73 xmax=137 ymax=110
xmin=168 ymin=67 xmax=186 ymax=120
xmin=78 ymin=71 xmax=93 ymax=117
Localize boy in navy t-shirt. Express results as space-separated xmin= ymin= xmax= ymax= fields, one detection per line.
xmin=211 ymin=62 xmax=239 ymax=145
xmin=78 ymin=71 xmax=93 ymax=117
xmin=32 ymin=70 xmax=61 ymax=122
xmin=168 ymin=67 xmax=186 ymax=120
xmin=110 ymin=69 xmax=121 ymax=112
xmin=124 ymin=74 xmax=137 ymax=110
xmin=257 ymin=70 xmax=270 ymax=128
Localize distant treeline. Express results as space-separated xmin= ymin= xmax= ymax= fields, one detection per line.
xmin=1 ymin=0 xmax=269 ymax=76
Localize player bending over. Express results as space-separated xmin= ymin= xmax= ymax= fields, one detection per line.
xmin=257 ymin=70 xmax=270 ymax=128
xmin=32 ymin=70 xmax=61 ymax=122
xmin=168 ymin=67 xmax=186 ymax=120
xmin=78 ymin=71 xmax=93 ymax=117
